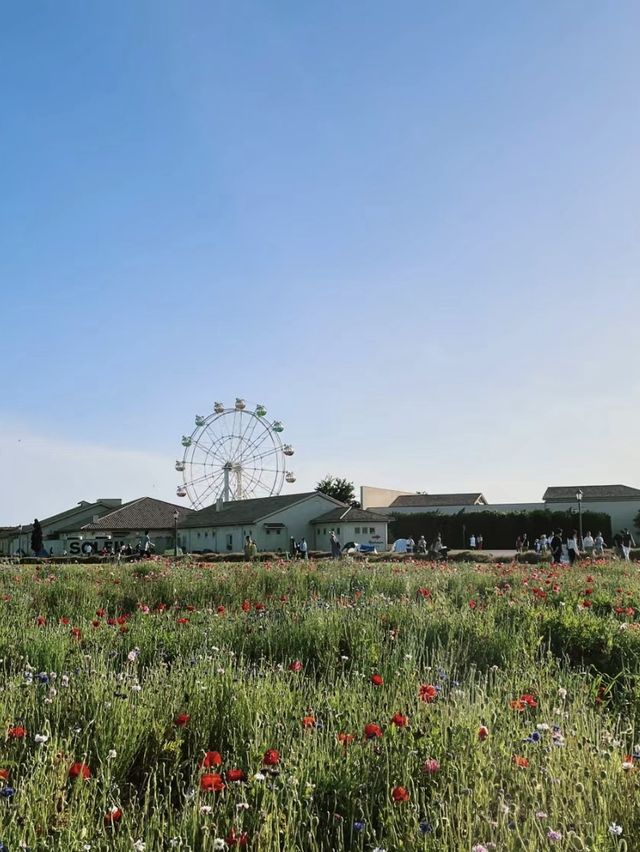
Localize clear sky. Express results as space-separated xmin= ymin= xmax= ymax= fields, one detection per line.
xmin=2 ymin=1 xmax=639 ymax=523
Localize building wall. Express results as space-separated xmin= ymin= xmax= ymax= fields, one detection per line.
xmin=360 ymin=486 xmax=412 ymax=510
xmin=0 ymin=502 xmax=121 ymax=555
xmin=370 ymin=502 xmax=545 ymax=516
xmin=312 ymin=521 xmax=388 ymax=551
xmin=183 ymin=493 xmax=341 ymax=553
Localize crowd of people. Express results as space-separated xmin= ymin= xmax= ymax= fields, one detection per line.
xmin=523 ymin=528 xmax=636 ymax=562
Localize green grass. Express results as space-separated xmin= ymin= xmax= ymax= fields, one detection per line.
xmin=0 ymin=558 xmax=638 ymax=850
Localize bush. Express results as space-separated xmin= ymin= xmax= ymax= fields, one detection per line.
xmin=516 ymin=550 xmax=553 ymax=564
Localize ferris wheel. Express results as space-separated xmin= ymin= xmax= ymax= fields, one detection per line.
xmin=175 ymin=399 xmax=296 ymax=509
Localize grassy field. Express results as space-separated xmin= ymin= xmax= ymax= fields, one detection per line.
xmin=0 ymin=557 xmax=639 ymax=850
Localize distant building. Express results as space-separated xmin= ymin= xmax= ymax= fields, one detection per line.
xmin=310 ymin=505 xmax=388 ymax=551
xmin=180 ymin=491 xmax=390 ymax=553
xmin=0 ymin=498 xmax=123 ymax=556
xmin=362 ymin=483 xmax=640 ymax=536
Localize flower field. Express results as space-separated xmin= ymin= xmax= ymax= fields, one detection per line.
xmin=0 ymin=558 xmax=639 ymax=851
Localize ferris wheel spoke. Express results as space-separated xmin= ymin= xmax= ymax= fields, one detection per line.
xmin=183 ymin=470 xmax=220 ymax=488
xmin=195 ymin=470 xmax=226 ymax=507
xmin=243 ymin=446 xmax=282 ymax=464
xmin=230 ymin=411 xmax=262 ymax=462
xmin=238 ymin=426 xmax=274 ymax=461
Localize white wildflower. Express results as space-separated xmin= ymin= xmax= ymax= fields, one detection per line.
xmin=609 ymin=823 xmax=623 ymax=836
xmin=34 ymin=734 xmax=49 ymax=744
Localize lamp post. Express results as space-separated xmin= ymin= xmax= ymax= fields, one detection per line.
xmin=576 ymin=489 xmax=583 ymax=548
xmin=173 ymin=510 xmax=179 ymax=561
xmin=17 ymin=525 xmax=23 ymax=559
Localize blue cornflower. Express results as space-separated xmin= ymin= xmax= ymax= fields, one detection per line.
xmin=419 ymin=819 xmax=433 ymax=835
xmin=36 ymin=673 xmax=49 ymax=684
xmin=524 ymin=731 xmax=541 ymax=743
xmin=0 ymin=787 xmax=15 ymax=799
xmin=353 ymin=820 xmax=365 ymax=832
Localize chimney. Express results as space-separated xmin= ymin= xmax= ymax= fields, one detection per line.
xmin=216 ymin=497 xmax=223 ymax=512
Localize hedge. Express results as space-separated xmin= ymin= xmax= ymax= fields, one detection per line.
xmin=389 ymin=509 xmax=612 ymax=550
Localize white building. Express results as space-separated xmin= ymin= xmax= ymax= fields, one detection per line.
xmin=311 ymin=506 xmax=388 ymax=551
xmin=180 ymin=491 xmax=390 ymax=553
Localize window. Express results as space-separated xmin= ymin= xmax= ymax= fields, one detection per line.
xmin=370 ymin=527 xmax=375 ymax=534
xmin=355 ymin=527 xmax=361 ymax=534
xmin=323 ymin=528 xmax=327 ymax=535
xmin=204 ymin=532 xmax=208 ymax=538
xmin=336 ymin=528 xmax=340 ymax=535
xmin=276 ymin=528 xmax=281 ymax=535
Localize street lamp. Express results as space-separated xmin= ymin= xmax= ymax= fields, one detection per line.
xmin=576 ymin=489 xmax=583 ymax=548
xmin=17 ymin=525 xmax=23 ymax=559
xmin=173 ymin=510 xmax=179 ymax=561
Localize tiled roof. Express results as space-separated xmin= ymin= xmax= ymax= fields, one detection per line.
xmin=18 ymin=500 xmax=121 ymax=534
xmin=390 ymin=493 xmax=487 ymax=508
xmin=181 ymin=492 xmax=334 ymax=528
xmin=311 ymin=506 xmax=388 ymax=524
xmin=543 ymin=485 xmax=640 ymax=502
xmin=82 ymin=498 xmax=195 ymax=530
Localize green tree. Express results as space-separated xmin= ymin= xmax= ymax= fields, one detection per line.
xmin=634 ymin=508 xmax=640 ymax=534
xmin=315 ymin=475 xmax=358 ymax=506
xmin=31 ymin=519 xmax=43 ymax=555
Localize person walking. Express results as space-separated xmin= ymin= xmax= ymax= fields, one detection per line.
xmin=417 ymin=535 xmax=428 ymax=554
xmin=594 ymin=531 xmax=606 ymax=557
xmin=476 ymin=533 xmax=483 ymax=550
xmin=622 ymin=529 xmax=636 ymax=561
xmin=406 ymin=535 xmax=415 ymax=555
xmin=582 ymin=531 xmax=594 ymax=557
xmin=550 ymin=529 xmax=563 ymax=564
xmin=469 ymin=533 xmax=476 ymax=550
xmin=566 ymin=530 xmax=579 ymax=565
xmin=329 ymin=530 xmax=341 ymax=560
xmin=539 ymin=533 xmax=548 ymax=553
xmin=613 ymin=531 xmax=624 ymax=559
xmin=298 ymin=537 xmax=308 ymax=560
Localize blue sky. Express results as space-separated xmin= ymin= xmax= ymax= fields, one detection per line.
xmin=2 ymin=2 xmax=639 ymax=522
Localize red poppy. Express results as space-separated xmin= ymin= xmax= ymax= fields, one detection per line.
xmin=200 ymin=751 xmax=222 ymax=768
xmin=59 ymin=617 xmax=70 ymax=625
xmin=469 ymin=599 xmax=477 ymax=609
xmin=254 ymin=603 xmax=265 ymax=611
xmin=288 ymin=660 xmax=303 ymax=672
xmin=417 ymin=587 xmax=431 ymax=599
xmin=337 ymin=733 xmax=355 ymax=747
xmin=96 ymin=608 xmax=105 ymax=617
xmin=478 ymin=725 xmax=489 ymax=741
xmin=513 ymin=755 xmax=529 ymax=768
xmin=36 ymin=615 xmax=46 ymax=626
xmin=176 ymin=617 xmax=189 ymax=625
xmin=241 ymin=600 xmax=251 ymax=612
xmin=390 ymin=713 xmax=408 ymax=728
xmin=104 ymin=807 xmax=122 ymax=826
xmin=186 ymin=605 xmax=195 ymax=612
xmin=174 ymin=713 xmax=190 ymax=727
xmin=520 ymin=694 xmax=537 ymax=708
xmin=226 ymin=829 xmax=249 ymax=847
xmin=263 ymin=749 xmax=280 ymax=766
xmin=107 ymin=618 xmax=116 ymax=626
xmin=370 ymin=674 xmax=384 ymax=687
xmin=200 ymin=772 xmax=225 ymax=792
xmin=8 ymin=725 xmax=26 ymax=739
xmin=0 ymin=769 xmax=10 ymax=780
xmin=116 ymin=615 xmax=128 ymax=625
xmin=91 ymin=620 xmax=101 ymax=628
xmin=364 ymin=723 xmax=383 ymax=740
xmin=302 ymin=715 xmax=316 ymax=729
xmin=69 ymin=762 xmax=91 ymax=780
xmin=419 ymin=684 xmax=438 ymax=703
xmin=226 ymin=768 xmax=247 ymax=783
xmin=217 ymin=605 xmax=226 ymax=614
xmin=391 ymin=785 xmax=410 ymax=802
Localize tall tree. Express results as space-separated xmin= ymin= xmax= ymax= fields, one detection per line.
xmin=31 ymin=519 xmax=43 ymax=555
xmin=315 ymin=475 xmax=359 ymax=506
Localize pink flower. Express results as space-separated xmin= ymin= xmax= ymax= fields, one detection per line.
xmin=422 ymin=758 xmax=440 ymax=774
